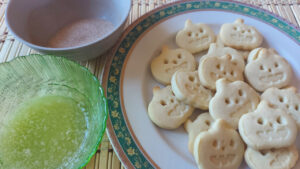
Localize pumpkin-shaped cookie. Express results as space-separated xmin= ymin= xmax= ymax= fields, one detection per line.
xmin=148 ymin=86 xmax=194 ymax=129
xmin=151 ymin=46 xmax=196 ymax=85
xmin=209 ymin=79 xmax=260 ymax=129
xmin=245 ymin=48 xmax=292 ymax=92
xmin=220 ymin=19 xmax=263 ymax=50
xmin=245 ymin=146 xmax=299 ymax=169
xmin=176 ymin=19 xmax=215 ymax=53
xmin=239 ymin=101 xmax=297 ymax=150
xmin=198 ymin=54 xmax=244 ymax=90
xmin=194 ymin=119 xmax=245 ymax=169
xmin=184 ymin=113 xmax=214 ymax=153
xmin=171 ymin=70 xmax=214 ymax=110
xmin=262 ymin=87 xmax=300 ymax=129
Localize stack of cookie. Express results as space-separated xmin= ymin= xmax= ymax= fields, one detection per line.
xmin=148 ymin=18 xmax=299 ymax=169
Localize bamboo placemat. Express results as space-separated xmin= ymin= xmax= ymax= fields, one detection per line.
xmin=0 ymin=0 xmax=299 ymax=169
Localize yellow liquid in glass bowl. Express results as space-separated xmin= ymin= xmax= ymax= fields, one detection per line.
xmin=0 ymin=95 xmax=88 ymax=169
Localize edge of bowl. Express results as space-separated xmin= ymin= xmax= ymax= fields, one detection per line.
xmin=79 ymin=86 xmax=108 ymax=169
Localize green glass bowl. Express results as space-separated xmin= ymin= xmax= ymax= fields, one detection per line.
xmin=0 ymin=54 xmax=108 ymax=168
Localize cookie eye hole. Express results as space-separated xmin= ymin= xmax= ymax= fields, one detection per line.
xmin=205 ymin=120 xmax=211 ymax=126
xmin=247 ymin=29 xmax=251 ymax=33
xmin=267 ymin=103 xmax=276 ymax=108
xmin=160 ymin=100 xmax=166 ymax=106
xmin=257 ymin=117 xmax=264 ymax=125
xmin=216 ymin=64 xmax=220 ymax=70
xmin=276 ymin=116 xmax=283 ymax=124
xmin=230 ymin=70 xmax=235 ymax=76
xmin=225 ymin=98 xmax=230 ymax=104
xmin=188 ymin=32 xmax=192 ymax=37
xmin=170 ymin=99 xmax=175 ymax=103
xmin=259 ymin=65 xmax=264 ymax=70
xmin=241 ymin=30 xmax=245 ymax=33
xmin=232 ymin=61 xmax=237 ymax=66
xmin=268 ymin=68 xmax=272 ymax=72
xmin=164 ymin=60 xmax=168 ymax=64
xmin=188 ymin=76 xmax=195 ymax=82
xmin=199 ymin=28 xmax=203 ymax=33
xmin=238 ymin=89 xmax=244 ymax=96
xmin=268 ymin=122 xmax=273 ymax=127
xmin=234 ymin=98 xmax=239 ymax=104
xmin=259 ymin=150 xmax=268 ymax=156
xmin=177 ymin=54 xmax=182 ymax=59
xmin=212 ymin=140 xmax=218 ymax=148
xmin=233 ymin=26 xmax=237 ymax=31
xmin=276 ymin=116 xmax=282 ymax=124
xmin=229 ymin=139 xmax=235 ymax=147
xmin=295 ymin=105 xmax=299 ymax=111
xmin=172 ymin=60 xmax=177 ymax=64
xmin=278 ymin=96 xmax=284 ymax=102
xmin=274 ymin=62 xmax=279 ymax=68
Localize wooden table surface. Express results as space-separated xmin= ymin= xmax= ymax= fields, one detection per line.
xmin=0 ymin=0 xmax=299 ymax=169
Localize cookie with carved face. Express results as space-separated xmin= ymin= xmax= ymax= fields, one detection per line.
xmin=198 ymin=54 xmax=244 ymax=90
xmin=245 ymin=146 xmax=299 ymax=169
xmin=262 ymin=87 xmax=300 ymax=129
xmin=151 ymin=46 xmax=196 ymax=85
xmin=220 ymin=19 xmax=263 ymax=50
xmin=148 ymin=86 xmax=194 ymax=129
xmin=239 ymin=101 xmax=297 ymax=150
xmin=171 ymin=70 xmax=214 ymax=110
xmin=209 ymin=79 xmax=260 ymax=129
xmin=176 ymin=19 xmax=215 ymax=54
xmin=245 ymin=48 xmax=292 ymax=92
xmin=194 ymin=119 xmax=245 ymax=169
xmin=184 ymin=113 xmax=214 ymax=153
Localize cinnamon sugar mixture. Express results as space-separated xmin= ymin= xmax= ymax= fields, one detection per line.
xmin=48 ymin=18 xmax=114 ymax=48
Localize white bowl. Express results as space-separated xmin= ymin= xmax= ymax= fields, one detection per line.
xmin=5 ymin=0 xmax=131 ymax=61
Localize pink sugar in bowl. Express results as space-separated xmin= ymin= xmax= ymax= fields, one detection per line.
xmin=5 ymin=0 xmax=131 ymax=61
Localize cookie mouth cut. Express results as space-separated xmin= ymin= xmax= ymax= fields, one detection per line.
xmin=165 ymin=62 xmax=188 ymax=73
xmin=230 ymin=33 xmax=255 ymax=42
xmin=187 ymin=36 xmax=209 ymax=44
xmin=259 ymin=72 xmax=284 ymax=83
xmin=209 ymin=154 xmax=237 ymax=167
xmin=256 ymin=128 xmax=289 ymax=140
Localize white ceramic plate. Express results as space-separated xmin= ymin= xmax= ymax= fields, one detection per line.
xmin=103 ymin=1 xmax=300 ymax=169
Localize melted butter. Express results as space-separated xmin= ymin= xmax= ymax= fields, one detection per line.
xmin=0 ymin=95 xmax=88 ymax=169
